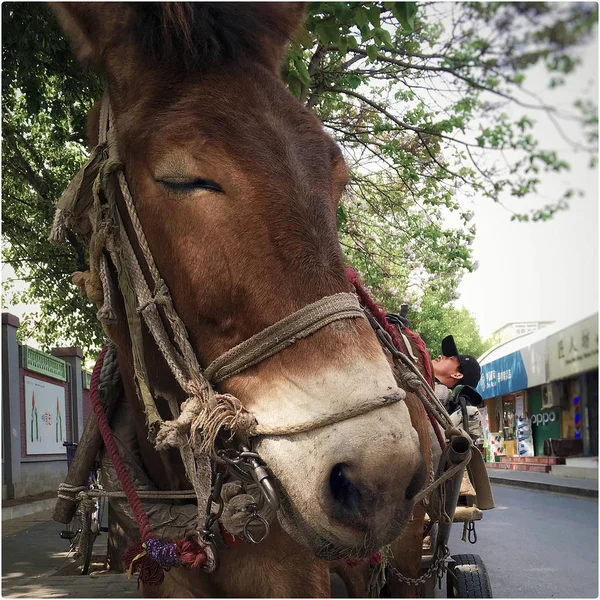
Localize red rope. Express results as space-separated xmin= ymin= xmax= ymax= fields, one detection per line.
xmin=90 ymin=345 xmax=153 ymax=541
xmin=346 ymin=267 xmax=435 ymax=387
xmin=401 ymin=327 xmax=434 ymax=387
xmin=91 ymin=346 xmax=208 ymax=585
xmin=346 ymin=267 xmax=445 ymax=452
xmin=346 ymin=267 xmax=407 ymax=354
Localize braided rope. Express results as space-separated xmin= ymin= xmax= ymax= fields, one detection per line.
xmin=57 ymin=482 xmax=89 ymax=502
xmin=73 ymin=489 xmax=198 ymax=499
xmin=252 ymin=389 xmax=405 ymax=436
xmin=203 ymin=293 xmax=365 ymax=383
xmin=115 ymin=166 xmax=204 ymax=387
xmin=97 ymin=253 xmax=118 ymax=323
xmin=90 ymin=345 xmax=153 ymax=542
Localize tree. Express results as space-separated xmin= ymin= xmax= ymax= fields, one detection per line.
xmin=2 ymin=2 xmax=597 ymax=356
xmin=2 ymin=3 xmax=104 ymax=354
xmin=409 ymin=296 xmax=493 ymax=360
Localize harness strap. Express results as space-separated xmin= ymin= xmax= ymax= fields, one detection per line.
xmin=204 ymin=293 xmax=364 ymax=384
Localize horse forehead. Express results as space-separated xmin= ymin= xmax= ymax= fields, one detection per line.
xmin=126 ymin=69 xmax=329 ymax=159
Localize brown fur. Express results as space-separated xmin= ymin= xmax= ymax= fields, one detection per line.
xmin=52 ymin=3 xmax=431 ymax=596
xmin=333 ymin=339 xmax=433 ymax=598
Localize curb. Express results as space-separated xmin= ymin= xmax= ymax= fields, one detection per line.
xmin=488 ymin=476 xmax=598 ymax=499
xmin=2 ymin=497 xmax=56 ymax=521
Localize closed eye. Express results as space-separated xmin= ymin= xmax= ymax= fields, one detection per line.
xmin=157 ymin=178 xmax=223 ymax=194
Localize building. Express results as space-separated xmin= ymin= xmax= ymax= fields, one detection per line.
xmin=2 ymin=313 xmax=92 ymax=500
xmin=490 ymin=321 xmax=554 ymax=344
xmin=477 ymin=312 xmax=598 ymax=460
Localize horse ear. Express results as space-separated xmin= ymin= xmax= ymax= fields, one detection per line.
xmin=50 ymin=3 xmax=136 ymax=70
xmin=256 ymin=2 xmax=306 ymax=71
xmin=52 ymin=2 xmax=306 ymax=76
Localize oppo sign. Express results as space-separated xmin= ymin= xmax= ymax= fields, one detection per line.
xmin=531 ymin=412 xmax=558 ymax=426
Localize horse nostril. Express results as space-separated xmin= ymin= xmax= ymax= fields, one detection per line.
xmin=405 ymin=456 xmax=427 ymax=501
xmin=328 ymin=463 xmax=367 ymax=525
xmin=329 ymin=463 xmax=361 ymax=511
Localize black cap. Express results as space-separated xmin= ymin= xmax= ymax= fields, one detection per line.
xmin=441 ymin=335 xmax=481 ymax=388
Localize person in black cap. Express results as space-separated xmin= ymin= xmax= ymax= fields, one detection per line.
xmin=432 ymin=335 xmax=482 ymax=406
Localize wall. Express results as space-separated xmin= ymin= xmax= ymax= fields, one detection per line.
xmin=82 ymin=377 xmax=91 ymax=429
xmin=17 ymin=366 xmax=70 ymax=497
xmin=2 ymin=313 xmax=89 ymax=499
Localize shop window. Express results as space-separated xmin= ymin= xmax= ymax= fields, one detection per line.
xmin=503 ymin=395 xmax=516 ymax=441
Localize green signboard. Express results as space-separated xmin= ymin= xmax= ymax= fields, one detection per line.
xmin=83 ymin=370 xmax=92 ymax=390
xmin=23 ymin=346 xmax=67 ymax=382
xmin=529 ymin=386 xmax=562 ymax=456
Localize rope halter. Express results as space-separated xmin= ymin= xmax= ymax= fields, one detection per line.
xmin=50 ymin=93 xmax=412 ymax=452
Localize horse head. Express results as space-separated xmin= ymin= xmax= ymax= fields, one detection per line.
xmin=53 ymin=2 xmax=426 ymax=561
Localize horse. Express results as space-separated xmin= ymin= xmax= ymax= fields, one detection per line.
xmin=50 ymin=3 xmax=433 ymax=597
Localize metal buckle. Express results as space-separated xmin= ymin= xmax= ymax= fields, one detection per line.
xmin=239 ymin=445 xmax=279 ymax=511
xmin=214 ymin=442 xmax=279 ymax=511
xmin=243 ymin=511 xmax=271 ymax=544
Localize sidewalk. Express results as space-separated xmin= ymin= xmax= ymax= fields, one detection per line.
xmin=1 ymin=509 xmax=348 ymax=598
xmin=486 ymin=467 xmax=598 ymax=498
xmin=2 ymin=510 xmax=139 ymax=598
xmin=2 ymin=491 xmax=57 ymax=522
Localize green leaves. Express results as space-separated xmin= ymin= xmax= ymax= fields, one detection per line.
xmin=2 ymin=3 xmax=103 ymax=357
xmin=2 ymin=1 xmax=597 ymax=356
xmin=391 ymin=3 xmax=418 ymax=32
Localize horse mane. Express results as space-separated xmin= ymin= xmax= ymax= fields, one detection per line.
xmin=135 ymin=3 xmax=304 ymax=71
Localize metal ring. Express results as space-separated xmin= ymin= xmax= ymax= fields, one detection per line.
xmin=239 ymin=451 xmax=261 ymax=460
xmin=243 ymin=513 xmax=270 ymax=544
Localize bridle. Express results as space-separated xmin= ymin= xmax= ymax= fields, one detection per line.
xmin=51 ymin=93 xmax=485 ymax=579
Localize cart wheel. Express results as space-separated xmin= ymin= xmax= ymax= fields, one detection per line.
xmin=446 ymin=554 xmax=492 ymax=598
xmin=77 ymin=508 xmax=96 ymax=575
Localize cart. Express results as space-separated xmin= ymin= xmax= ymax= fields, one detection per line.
xmin=58 ymin=442 xmax=108 ymax=575
xmin=420 ymin=385 xmax=494 ymax=598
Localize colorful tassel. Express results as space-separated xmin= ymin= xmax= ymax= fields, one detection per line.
xmin=123 ymin=537 xmax=208 ymax=586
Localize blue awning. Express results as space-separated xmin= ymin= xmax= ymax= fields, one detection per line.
xmin=477 ymin=350 xmax=529 ymax=399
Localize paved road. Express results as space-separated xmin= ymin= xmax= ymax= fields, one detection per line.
xmin=2 ymin=485 xmax=597 ymax=598
xmin=2 ymin=511 xmax=138 ymax=598
xmin=444 ymin=484 xmax=598 ymax=598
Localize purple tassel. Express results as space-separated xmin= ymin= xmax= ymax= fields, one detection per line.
xmin=145 ymin=538 xmax=180 ymax=569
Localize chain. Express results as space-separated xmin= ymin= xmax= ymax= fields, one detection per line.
xmin=387 ymin=544 xmax=450 ymax=587
xmin=199 ymin=462 xmax=227 ymax=571
xmin=467 ymin=520 xmax=477 ymax=544
xmin=202 ymin=467 xmax=226 ymax=533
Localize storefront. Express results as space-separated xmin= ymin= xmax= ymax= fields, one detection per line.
xmin=476 ymin=313 xmax=598 ymax=460
xmin=546 ymin=313 xmax=599 ymax=456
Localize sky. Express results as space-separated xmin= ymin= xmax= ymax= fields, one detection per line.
xmin=456 ymin=36 xmax=598 ymax=338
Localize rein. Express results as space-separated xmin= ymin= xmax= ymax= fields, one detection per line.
xmin=51 ymin=93 xmax=484 ymax=586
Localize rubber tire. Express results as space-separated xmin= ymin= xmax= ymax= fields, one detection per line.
xmin=78 ymin=510 xmax=95 ymax=576
xmin=78 ymin=495 xmax=102 ymax=575
xmin=447 ymin=554 xmax=493 ymax=598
